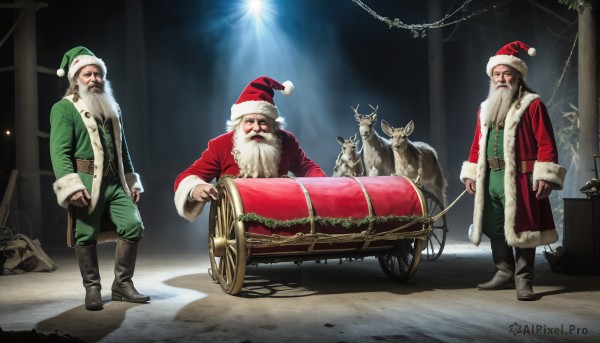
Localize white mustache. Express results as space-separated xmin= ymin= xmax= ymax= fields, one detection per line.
xmin=244 ymin=131 xmax=274 ymax=142
xmin=87 ymin=82 xmax=102 ymax=91
xmin=494 ymin=82 xmax=512 ymax=90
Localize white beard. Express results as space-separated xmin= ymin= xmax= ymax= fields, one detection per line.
xmin=233 ymin=126 xmax=282 ymax=178
xmin=78 ymin=79 xmax=120 ymax=121
xmin=486 ymin=81 xmax=518 ymax=127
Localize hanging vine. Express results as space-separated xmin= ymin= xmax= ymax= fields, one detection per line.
xmin=351 ymin=0 xmax=477 ymax=38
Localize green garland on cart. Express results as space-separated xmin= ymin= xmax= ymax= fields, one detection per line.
xmin=235 ymin=213 xmax=431 ymax=230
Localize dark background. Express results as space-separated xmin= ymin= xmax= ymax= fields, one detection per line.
xmin=0 ymin=0 xmax=584 ymax=251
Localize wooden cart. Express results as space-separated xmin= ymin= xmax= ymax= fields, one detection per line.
xmin=207 ymin=175 xmax=434 ymax=295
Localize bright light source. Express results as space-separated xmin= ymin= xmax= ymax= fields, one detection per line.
xmin=238 ymin=0 xmax=275 ymax=36
xmin=5 ymin=130 xmax=10 ymax=136
xmin=246 ymin=0 xmax=263 ymax=16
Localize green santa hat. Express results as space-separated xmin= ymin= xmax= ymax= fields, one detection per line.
xmin=56 ymin=46 xmax=107 ymax=80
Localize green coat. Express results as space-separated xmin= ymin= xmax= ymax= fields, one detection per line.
xmin=49 ymin=95 xmax=143 ymax=213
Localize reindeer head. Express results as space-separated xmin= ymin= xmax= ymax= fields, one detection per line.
xmin=337 ymin=133 xmax=360 ymax=159
xmin=353 ymin=104 xmax=379 ymax=139
xmin=381 ymin=119 xmax=414 ymax=151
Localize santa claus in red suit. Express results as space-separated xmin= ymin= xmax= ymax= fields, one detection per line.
xmin=174 ymin=76 xmax=326 ymax=222
xmin=460 ymin=41 xmax=566 ymax=301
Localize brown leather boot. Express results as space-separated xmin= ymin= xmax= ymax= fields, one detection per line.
xmin=477 ymin=238 xmax=515 ymax=290
xmin=515 ymin=247 xmax=536 ymax=301
xmin=75 ymin=245 xmax=103 ymax=311
xmin=111 ymin=238 xmax=150 ymax=303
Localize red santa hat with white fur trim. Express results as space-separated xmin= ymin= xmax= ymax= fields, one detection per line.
xmin=230 ymin=76 xmax=294 ymax=121
xmin=486 ymin=41 xmax=536 ymax=78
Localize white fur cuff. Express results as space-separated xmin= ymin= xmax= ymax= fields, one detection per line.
xmin=468 ymin=224 xmax=481 ymax=246
xmin=459 ymin=161 xmax=478 ymax=184
xmin=126 ymin=172 xmax=144 ymax=192
xmin=53 ymin=173 xmax=86 ymax=209
xmin=532 ymin=161 xmax=567 ymax=190
xmin=174 ymin=175 xmax=209 ymax=222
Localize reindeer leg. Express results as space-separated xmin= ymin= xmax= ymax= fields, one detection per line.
xmin=415 ymin=175 xmax=422 ymax=186
xmin=414 ymin=156 xmax=423 ymax=186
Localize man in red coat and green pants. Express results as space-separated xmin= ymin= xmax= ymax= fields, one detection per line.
xmin=174 ymin=76 xmax=326 ymax=222
xmin=460 ymin=41 xmax=567 ymax=301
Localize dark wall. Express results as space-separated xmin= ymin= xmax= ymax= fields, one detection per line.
xmin=0 ymin=0 xmax=581 ymax=249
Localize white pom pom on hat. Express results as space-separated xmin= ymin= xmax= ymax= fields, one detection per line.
xmin=281 ymin=80 xmax=294 ymax=96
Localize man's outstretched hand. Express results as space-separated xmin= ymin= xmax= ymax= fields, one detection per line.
xmin=191 ymin=184 xmax=218 ymax=203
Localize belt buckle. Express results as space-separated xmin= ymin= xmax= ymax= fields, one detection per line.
xmin=488 ymin=157 xmax=498 ymax=170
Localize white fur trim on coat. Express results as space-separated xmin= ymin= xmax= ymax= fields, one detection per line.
xmin=506 ymin=226 xmax=559 ymax=249
xmin=174 ymin=175 xmax=210 ymax=222
xmin=67 ymin=96 xmax=103 ymax=212
xmin=67 ymin=96 xmax=131 ymax=213
xmin=53 ymin=173 xmax=86 ymax=209
xmin=126 ymin=172 xmax=144 ymax=192
xmin=459 ymin=161 xmax=477 ymax=183
xmin=461 ymin=160 xmax=482 ymax=246
xmin=533 ymin=161 xmax=567 ymax=190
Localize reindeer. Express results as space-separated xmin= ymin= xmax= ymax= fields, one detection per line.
xmin=381 ymin=119 xmax=447 ymax=206
xmin=333 ymin=133 xmax=364 ymax=177
xmin=353 ymin=104 xmax=395 ymax=176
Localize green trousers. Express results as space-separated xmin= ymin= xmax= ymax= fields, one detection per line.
xmin=74 ymin=172 xmax=144 ymax=245
xmin=482 ymin=169 xmax=506 ymax=239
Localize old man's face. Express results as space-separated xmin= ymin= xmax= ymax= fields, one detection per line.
xmin=241 ymin=114 xmax=272 ymax=140
xmin=491 ymin=64 xmax=519 ymax=87
xmin=77 ymin=64 xmax=104 ymax=93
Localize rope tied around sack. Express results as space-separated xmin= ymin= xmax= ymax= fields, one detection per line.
xmin=237 ymin=189 xmax=468 ymax=248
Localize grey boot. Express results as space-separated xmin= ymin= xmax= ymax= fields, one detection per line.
xmin=75 ymin=245 xmax=103 ymax=311
xmin=478 ymin=238 xmax=515 ymax=290
xmin=111 ymin=238 xmax=150 ymax=303
xmin=515 ymin=247 xmax=536 ymax=301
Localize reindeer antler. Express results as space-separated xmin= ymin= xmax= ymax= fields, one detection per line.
xmin=351 ymin=104 xmax=361 ymax=117
xmin=368 ymin=104 xmax=379 ymax=115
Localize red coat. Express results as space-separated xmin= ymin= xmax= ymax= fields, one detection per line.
xmin=459 ymin=92 xmax=567 ymax=248
xmin=174 ymin=130 xmax=326 ymax=221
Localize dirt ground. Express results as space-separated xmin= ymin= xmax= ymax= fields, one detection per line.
xmin=1 ymin=237 xmax=599 ymax=343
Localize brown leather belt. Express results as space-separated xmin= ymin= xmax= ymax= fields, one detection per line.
xmin=488 ymin=157 xmax=505 ymax=171
xmin=488 ymin=158 xmax=535 ymax=173
xmin=75 ymin=159 xmax=95 ymax=174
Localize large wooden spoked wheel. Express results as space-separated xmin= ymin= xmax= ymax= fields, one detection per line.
xmin=378 ymin=238 xmax=424 ymax=282
xmin=422 ymin=191 xmax=448 ymax=261
xmin=208 ymin=179 xmax=247 ymax=295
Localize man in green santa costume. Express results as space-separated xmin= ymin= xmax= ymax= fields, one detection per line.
xmin=50 ymin=46 xmax=149 ymax=310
